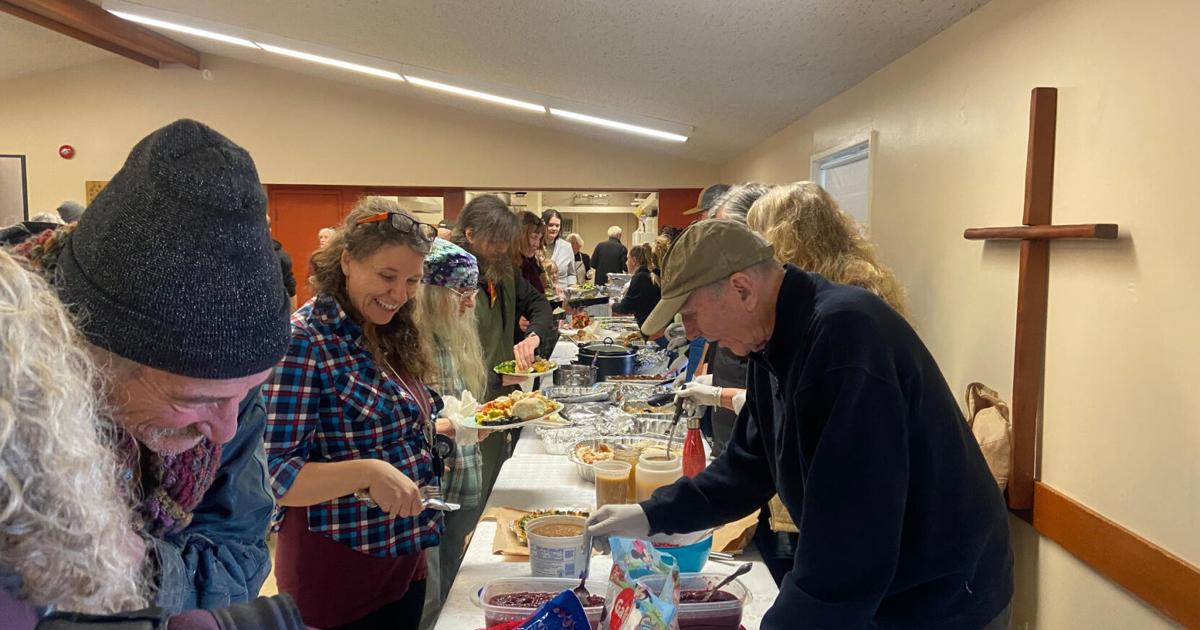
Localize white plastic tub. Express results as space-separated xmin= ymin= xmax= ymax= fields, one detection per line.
xmin=525 ymin=515 xmax=588 ymax=578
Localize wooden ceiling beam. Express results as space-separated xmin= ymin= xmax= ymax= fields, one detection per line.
xmin=0 ymin=0 xmax=200 ymax=69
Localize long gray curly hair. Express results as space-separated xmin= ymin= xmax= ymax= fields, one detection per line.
xmin=0 ymin=249 xmax=146 ymax=612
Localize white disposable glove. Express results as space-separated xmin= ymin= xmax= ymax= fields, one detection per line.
xmin=586 ymin=504 xmax=650 ymax=553
xmin=664 ymin=322 xmax=688 ymax=352
xmin=731 ymin=389 xmax=747 ymax=415
xmin=676 ymin=378 xmax=721 ymax=408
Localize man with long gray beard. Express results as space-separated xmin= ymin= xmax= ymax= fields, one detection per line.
xmin=9 ymin=119 xmax=290 ymax=614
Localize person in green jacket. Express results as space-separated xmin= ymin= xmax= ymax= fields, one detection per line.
xmin=452 ymin=194 xmax=559 ymax=496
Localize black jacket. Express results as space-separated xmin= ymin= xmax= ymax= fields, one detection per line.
xmin=643 ymin=266 xmax=1013 ymax=629
xmin=272 ymin=240 xmax=296 ymax=298
xmin=590 ymin=237 xmax=627 ymax=285
xmin=611 ymin=267 xmax=660 ymax=327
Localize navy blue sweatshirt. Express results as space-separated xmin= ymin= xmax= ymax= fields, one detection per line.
xmin=642 ymin=266 xmax=1013 ymax=629
xmin=612 ymin=266 xmax=661 ymax=327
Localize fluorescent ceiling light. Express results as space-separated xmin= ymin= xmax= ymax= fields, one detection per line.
xmin=548 ymin=108 xmax=688 ymax=142
xmin=108 ymin=10 xmax=259 ymax=48
xmin=258 ymin=43 xmax=402 ymax=81
xmin=405 ymin=75 xmax=545 ymax=113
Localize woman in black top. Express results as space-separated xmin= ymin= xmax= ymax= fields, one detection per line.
xmin=611 ymin=244 xmax=660 ymax=327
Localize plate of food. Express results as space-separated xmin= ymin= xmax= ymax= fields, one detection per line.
xmin=511 ymin=508 xmax=591 ymax=544
xmin=462 ymin=391 xmax=566 ymax=431
xmin=493 ymin=358 xmax=558 ymax=378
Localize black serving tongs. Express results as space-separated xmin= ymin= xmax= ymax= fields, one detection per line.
xmin=646 ymin=391 xmax=686 ymax=458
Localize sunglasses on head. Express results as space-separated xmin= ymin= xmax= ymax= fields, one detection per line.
xmin=356 ymin=212 xmax=439 ymax=245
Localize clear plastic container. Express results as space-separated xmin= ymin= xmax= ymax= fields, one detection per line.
xmin=472 ymin=576 xmax=608 ymax=628
xmin=635 ymin=572 xmax=753 ymax=630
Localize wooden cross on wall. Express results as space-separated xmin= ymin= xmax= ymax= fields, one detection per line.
xmin=963 ymin=87 xmax=1118 ymax=513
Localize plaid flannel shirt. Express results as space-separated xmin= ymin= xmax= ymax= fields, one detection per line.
xmin=264 ymin=293 xmax=443 ymax=557
xmin=427 ymin=338 xmax=483 ymax=508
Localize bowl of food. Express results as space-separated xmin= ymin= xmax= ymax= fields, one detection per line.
xmin=650 ymin=529 xmax=714 ymax=573
xmin=472 ymin=576 xmax=607 ymax=628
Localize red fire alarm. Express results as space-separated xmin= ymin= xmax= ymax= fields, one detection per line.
xmin=58 ymin=145 xmax=75 ymax=159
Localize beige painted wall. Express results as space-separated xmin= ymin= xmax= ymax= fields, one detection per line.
xmin=722 ymin=0 xmax=1199 ymax=627
xmin=0 ymin=55 xmax=716 ymax=216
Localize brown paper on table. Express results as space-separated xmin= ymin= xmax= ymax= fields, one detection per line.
xmin=481 ymin=506 xmax=531 ymax=558
xmin=712 ymin=509 xmax=760 ymax=554
xmin=482 ymin=506 xmax=759 ymax=558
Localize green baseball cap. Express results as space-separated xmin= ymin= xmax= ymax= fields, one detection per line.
xmin=641 ymin=219 xmax=776 ymax=336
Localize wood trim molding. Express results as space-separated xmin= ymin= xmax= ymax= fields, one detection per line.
xmin=1033 ymin=482 xmax=1200 ymax=628
xmin=0 ymin=0 xmax=199 ymax=69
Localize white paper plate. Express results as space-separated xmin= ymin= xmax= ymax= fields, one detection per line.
xmin=458 ymin=400 xmax=565 ymax=431
xmin=492 ymin=362 xmax=559 ymax=379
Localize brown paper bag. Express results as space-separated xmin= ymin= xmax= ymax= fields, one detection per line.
xmin=482 ymin=507 xmax=532 ymax=558
xmin=767 ymin=495 xmax=799 ymax=534
xmin=713 ymin=509 xmax=761 ymax=553
xmin=965 ymin=382 xmax=1012 ymax=491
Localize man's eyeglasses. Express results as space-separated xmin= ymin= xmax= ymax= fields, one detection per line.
xmin=356 ymin=212 xmax=438 ymax=244
xmin=450 ymin=287 xmax=478 ymax=302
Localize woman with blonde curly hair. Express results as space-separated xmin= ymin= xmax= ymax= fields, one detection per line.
xmin=0 ymin=250 xmax=145 ymax=620
xmin=747 ymin=181 xmax=910 ymax=319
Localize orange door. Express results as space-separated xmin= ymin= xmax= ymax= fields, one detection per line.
xmin=268 ymin=188 xmax=344 ymax=307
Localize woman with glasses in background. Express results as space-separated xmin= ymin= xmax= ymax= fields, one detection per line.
xmin=265 ymin=197 xmax=444 ymax=629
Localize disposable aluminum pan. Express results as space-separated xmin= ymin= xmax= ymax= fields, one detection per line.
xmin=637 ymin=414 xmax=687 ymax=439
xmin=541 ymin=386 xmax=613 ymax=404
xmin=567 ymin=434 xmax=673 ymax=483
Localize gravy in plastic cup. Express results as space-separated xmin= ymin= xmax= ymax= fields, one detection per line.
xmin=594 ymin=460 xmax=633 ymax=509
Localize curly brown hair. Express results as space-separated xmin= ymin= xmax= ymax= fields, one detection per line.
xmin=309 ymin=197 xmax=432 ymax=379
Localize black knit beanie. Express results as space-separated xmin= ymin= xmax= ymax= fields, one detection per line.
xmin=56 ymin=119 xmax=289 ymax=379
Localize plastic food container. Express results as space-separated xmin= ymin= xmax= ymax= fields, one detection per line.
xmin=525 ymin=515 xmax=588 ymax=577
xmin=636 ymin=572 xmax=753 ymax=630
xmin=650 ymin=529 xmax=714 ymax=573
xmin=472 ymin=576 xmax=608 ymax=628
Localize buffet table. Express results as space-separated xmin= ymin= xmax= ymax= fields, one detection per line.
xmin=434 ymin=425 xmax=782 ymax=629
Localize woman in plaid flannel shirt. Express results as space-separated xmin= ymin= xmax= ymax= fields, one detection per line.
xmin=264 ymin=199 xmax=442 ymax=629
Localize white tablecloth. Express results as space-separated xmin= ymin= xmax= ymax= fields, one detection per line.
xmin=434 ymin=425 xmax=780 ymax=629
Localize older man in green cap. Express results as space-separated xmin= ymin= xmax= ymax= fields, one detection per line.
xmin=588 ymin=219 xmax=1014 ymax=629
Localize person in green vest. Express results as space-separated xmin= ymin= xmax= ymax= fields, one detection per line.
xmin=451 ymin=194 xmax=559 ymax=496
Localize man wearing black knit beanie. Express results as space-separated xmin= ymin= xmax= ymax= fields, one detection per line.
xmin=11 ymin=119 xmax=290 ymax=615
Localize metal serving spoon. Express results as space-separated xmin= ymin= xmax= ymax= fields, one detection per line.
xmin=701 ymin=562 xmax=753 ymax=602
